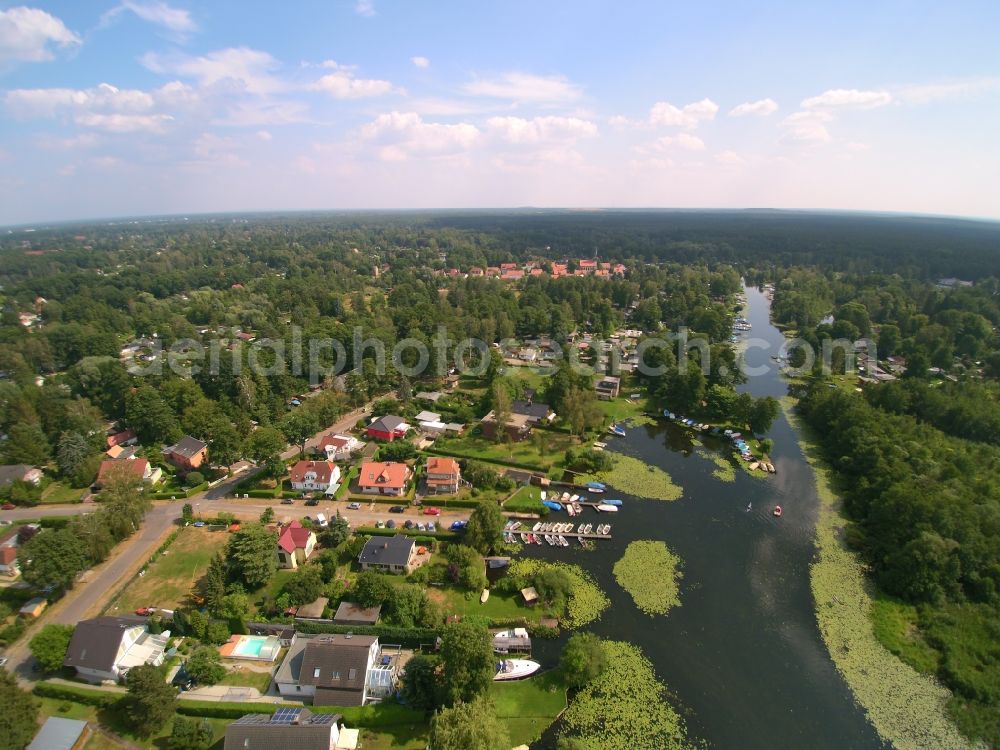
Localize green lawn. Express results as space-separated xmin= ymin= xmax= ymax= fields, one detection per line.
xmin=434 ymin=431 xmax=577 ymax=471
xmin=504 ymin=485 xmax=546 ymax=514
xmin=217 ymin=666 xmax=273 ymax=693
xmin=356 ymin=726 xmax=428 ymax=750
xmin=40 ymin=480 xmax=85 ymax=504
xmin=111 ymin=527 xmax=229 ymax=613
xmin=491 ymin=673 xmax=568 ymax=745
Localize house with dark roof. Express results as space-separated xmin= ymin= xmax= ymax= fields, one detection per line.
xmin=163 ymin=435 xmax=208 ymax=472
xmin=277 ymin=521 xmax=317 ymax=569
xmin=27 ymin=717 xmax=91 ymax=750
xmin=357 ymin=534 xmax=417 ymax=574
xmin=511 ymin=399 xmax=556 ymax=423
xmin=64 ymin=616 xmax=170 ymax=683
xmin=274 ymin=634 xmax=392 ymax=706
xmin=480 ymin=410 xmax=533 ymax=442
xmin=223 ymin=709 xmax=350 ymax=750
xmin=0 ymin=464 xmax=42 ymax=486
xmin=365 ymin=415 xmax=410 ymax=442
xmin=332 ymin=601 xmax=382 ymax=626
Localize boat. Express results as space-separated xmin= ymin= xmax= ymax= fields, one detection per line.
xmin=766 ymin=462 xmax=776 ymax=473
xmin=749 ymin=461 xmax=759 ymax=471
xmin=543 ymin=500 xmax=563 ymax=512
xmin=569 ymin=494 xmax=580 ymax=503
xmin=494 ymin=659 xmax=541 ymax=681
xmin=559 ymin=536 xmax=569 ymax=547
xmin=608 ymin=424 xmax=626 ymax=437
xmin=560 ymin=492 xmax=571 ymax=503
xmin=511 ymin=521 xmax=521 ymax=531
xmin=603 ymin=499 xmax=623 ymax=506
xmin=480 ymin=589 xmax=490 ymax=604
xmin=773 ymin=506 xmax=783 ymax=518
xmin=566 ymin=503 xmax=576 ymax=517
xmin=585 ymin=481 xmax=606 ymax=492
xmin=532 ymin=522 xmax=541 ymax=532
xmin=593 ymin=441 xmax=607 ymax=449
xmin=540 ymin=491 xmax=546 ymax=501
xmin=521 ymin=533 xmax=530 ymax=542
xmin=596 ymin=503 xmax=619 ymax=513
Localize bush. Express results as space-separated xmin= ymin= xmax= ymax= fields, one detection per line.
xmin=33 ymin=682 xmax=123 ymax=708
xmin=185 ymin=472 xmax=205 ymax=487
xmin=295 ymin=621 xmax=440 ymax=648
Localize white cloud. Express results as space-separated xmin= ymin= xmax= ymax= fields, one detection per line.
xmin=355 ymin=0 xmax=375 ymax=17
xmin=256 ymin=130 xmax=272 ymax=141
xmin=36 ymin=132 xmax=101 ymax=150
xmin=411 ymin=56 xmax=430 ymax=69
xmin=5 ymin=82 xmax=156 ymax=117
xmin=779 ymin=110 xmax=833 ymax=143
xmin=463 ymin=72 xmax=582 ymax=104
xmin=662 ymin=132 xmax=706 ymax=151
xmin=312 ymin=61 xmax=396 ymax=98
xmin=102 ymin=1 xmax=197 ymax=35
xmin=486 ymin=115 xmax=597 ymax=144
xmin=801 ymin=88 xmax=892 ymax=110
xmin=896 ymin=77 xmax=1000 ymax=104
xmin=0 ymin=6 xmax=80 ymax=63
xmin=648 ymin=98 xmax=718 ymax=128
xmin=715 ymin=150 xmax=746 ymax=166
xmin=141 ymin=47 xmax=283 ymax=95
xmin=74 ymin=112 xmax=173 ymax=133
xmin=729 ymin=98 xmax=778 ymax=117
xmin=361 ymin=111 xmax=480 ymax=160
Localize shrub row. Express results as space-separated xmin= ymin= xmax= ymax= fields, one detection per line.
xmin=33 ymin=682 xmax=123 ymax=708
xmin=354 ymin=526 xmax=460 ymax=542
xmin=151 ymin=482 xmax=208 ymax=500
xmin=421 ymin=447 xmax=545 ymax=472
xmin=295 ymin=621 xmax=441 ymax=648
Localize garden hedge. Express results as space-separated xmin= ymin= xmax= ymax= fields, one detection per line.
xmin=33 ymin=682 xmax=123 ymax=708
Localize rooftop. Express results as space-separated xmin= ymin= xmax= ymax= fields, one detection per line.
xmin=358 ymin=534 xmax=415 ymax=567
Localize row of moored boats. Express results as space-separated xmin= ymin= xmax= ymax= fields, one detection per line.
xmin=503 ymin=519 xmax=612 ymax=546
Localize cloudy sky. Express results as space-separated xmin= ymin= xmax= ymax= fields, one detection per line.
xmin=1 ymin=0 xmax=999 ymax=224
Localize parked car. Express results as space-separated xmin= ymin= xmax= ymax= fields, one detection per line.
xmin=416 ymin=522 xmax=426 ymax=531
xmin=347 ymin=502 xmax=361 ymax=510
xmin=375 ymin=520 xmax=385 ymax=528
xmin=0 ymin=656 xmax=8 ymax=668
xmin=388 ymin=505 xmax=406 ymax=513
xmin=281 ymin=497 xmax=294 ymax=504
xmin=1 ymin=503 xmax=15 ymax=510
xmin=423 ymin=507 xmax=441 ymax=516
xmin=450 ymin=520 xmax=468 ymax=530
xmin=386 ymin=519 xmax=397 ymax=529
xmin=192 ymin=521 xmax=206 ymax=527
xmin=305 ymin=497 xmax=319 ymax=506
xmin=135 ymin=607 xmax=157 ymax=616
xmin=427 ymin=521 xmax=436 ymax=532
xmin=403 ymin=519 xmax=414 ymax=529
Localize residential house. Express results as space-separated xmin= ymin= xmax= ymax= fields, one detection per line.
xmin=277 ymin=521 xmax=317 ymax=569
xmin=224 ymin=709 xmax=349 ymax=750
xmin=415 ymin=410 xmax=446 ymax=435
xmin=0 ymin=546 xmax=19 ymax=577
xmin=425 ymin=457 xmax=461 ymax=494
xmin=414 ymin=410 xmax=440 ymax=424
xmin=274 ymin=634 xmax=392 ymax=706
xmin=415 ymin=390 xmax=444 ymax=404
xmin=289 ymin=460 xmax=341 ymax=494
xmin=64 ymin=616 xmax=169 ymax=683
xmin=316 ymin=433 xmax=361 ymax=461
xmin=27 ymin=717 xmax=91 ymax=750
xmin=295 ymin=596 xmax=330 ymax=619
xmin=0 ymin=464 xmax=42 ymax=486
xmin=333 ymin=601 xmax=382 ymax=626
xmin=95 ymin=458 xmax=161 ymax=487
xmin=365 ymin=415 xmax=410 ymax=442
xmin=356 ymin=461 xmax=412 ymax=496
xmin=163 ymin=436 xmax=208 ymax=472
xmin=106 ymin=429 xmax=137 ymax=449
xmin=511 ymin=399 xmax=556 ymax=424
xmin=595 ymin=375 xmax=621 ymax=400
xmin=480 ymin=410 xmax=533 ymax=442
xmin=105 ymin=444 xmax=138 ymax=460
xmin=357 ymin=534 xmax=417 ymax=574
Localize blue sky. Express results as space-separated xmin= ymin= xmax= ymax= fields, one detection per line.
xmin=1 ymin=0 xmax=999 ymax=224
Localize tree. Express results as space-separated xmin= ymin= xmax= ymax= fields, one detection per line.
xmin=2 ymin=422 xmax=51 ymax=465
xmin=126 ymin=664 xmax=178 ymax=736
xmin=185 ymin=471 xmax=205 ymax=487
xmin=556 ymin=738 xmax=589 ymax=750
xmin=440 ymin=621 xmax=495 ymax=706
xmin=490 ymin=382 xmax=511 ymax=444
xmin=385 ymin=586 xmax=431 ymax=628
xmin=20 ymin=528 xmax=87 ymax=589
xmin=281 ymin=410 xmax=319 ymax=455
xmin=283 ymin=565 xmax=325 ymax=605
xmin=226 ymin=523 xmax=277 ymax=589
xmin=260 ymin=506 xmax=275 ymax=524
xmin=534 ymin=567 xmax=573 ymax=611
xmin=218 ymin=590 xmax=251 ymax=620
xmin=0 ymin=669 xmax=39 ymax=750
xmin=56 ymin=431 xmax=92 ymax=479
xmin=168 ymin=716 xmax=214 ymax=750
xmin=352 ymin=571 xmax=395 ymax=608
xmin=401 ymin=653 xmax=441 ymax=711
xmin=319 ymin=511 xmax=350 ymax=547
xmin=242 ymin=426 xmax=285 ymax=465
xmin=199 ymin=553 xmax=228 ymax=613
xmin=29 ymin=624 xmax=75 ymax=672
xmin=185 ymin=647 xmax=226 ymax=685
xmin=429 ymin=698 xmax=510 ymax=750
xmin=126 ymin=385 xmax=182 ymax=446
xmin=560 ymin=632 xmax=607 ymax=688
xmin=464 ymin=500 xmax=504 ymax=554
xmin=444 ymin=544 xmax=487 ymax=591
xmin=747 ymin=396 xmax=780 ymax=434
xmin=182 ymin=503 xmax=194 ymax=524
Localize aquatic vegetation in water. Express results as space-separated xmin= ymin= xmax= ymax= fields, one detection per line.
xmin=613 ymin=540 xmax=682 ymax=616
xmin=626 ymin=414 xmax=656 ymax=428
xmin=696 ymin=449 xmax=736 ymax=482
xmin=507 ymin=559 xmax=609 ymax=628
xmin=788 ymin=404 xmax=973 ymax=750
xmin=584 ymin=452 xmax=682 ymax=501
xmin=560 ymin=641 xmax=693 ymax=750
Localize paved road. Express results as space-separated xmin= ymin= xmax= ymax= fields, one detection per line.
xmin=279 ymin=404 xmax=370 ymax=460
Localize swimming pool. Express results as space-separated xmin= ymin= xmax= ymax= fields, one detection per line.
xmin=220 ymin=634 xmax=281 ymax=661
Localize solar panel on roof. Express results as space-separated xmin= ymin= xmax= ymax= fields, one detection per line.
xmin=309 ymin=714 xmax=336 ymax=725
xmin=271 ymin=708 xmax=302 ymax=724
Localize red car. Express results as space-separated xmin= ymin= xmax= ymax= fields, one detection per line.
xmin=1 ymin=503 xmax=15 ymax=510
xmin=135 ymin=607 xmax=157 ymax=616
xmin=423 ymin=507 xmax=441 ymax=516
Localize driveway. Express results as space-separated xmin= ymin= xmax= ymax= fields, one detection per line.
xmin=279 ymin=404 xmax=371 ymax=460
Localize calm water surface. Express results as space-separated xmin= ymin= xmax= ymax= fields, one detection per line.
xmin=528 ymin=286 xmax=885 ymax=750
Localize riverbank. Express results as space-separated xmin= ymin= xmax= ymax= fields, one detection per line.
xmin=783 ymin=399 xmax=974 ymax=750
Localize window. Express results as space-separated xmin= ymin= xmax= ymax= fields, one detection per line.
xmin=348 ymin=668 xmax=357 ymax=680
xmin=332 ymin=671 xmax=341 ymax=680
xmin=313 ymin=668 xmax=321 ymax=678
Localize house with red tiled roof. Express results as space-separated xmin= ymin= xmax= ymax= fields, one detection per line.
xmin=501 ymin=269 xmax=524 ymax=281
xmin=500 ymin=262 xmax=519 ymax=271
xmin=277 ymin=521 xmax=317 ymax=569
xmin=469 ymin=267 xmax=484 ymax=277
xmin=551 ymin=263 xmax=568 ymax=277
xmin=95 ymin=458 xmax=161 ymax=488
xmin=316 ymin=433 xmax=361 ymax=461
xmin=289 ymin=461 xmax=341 ymax=494
xmin=425 ymin=457 xmax=460 ymax=494
xmin=106 ymin=429 xmax=137 ymax=449
xmin=485 ymin=266 xmax=500 ymax=276
xmin=357 ymin=462 xmax=412 ymax=497
xmin=578 ymin=259 xmax=597 ymax=270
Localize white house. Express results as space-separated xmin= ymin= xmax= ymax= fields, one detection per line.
xmin=64 ymin=617 xmax=170 ymax=683
xmin=274 ymin=634 xmax=395 ymax=706
xmin=316 ymin=433 xmax=362 ymax=461
xmin=289 ymin=460 xmax=341 ymax=494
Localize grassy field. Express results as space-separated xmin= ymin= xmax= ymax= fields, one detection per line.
xmin=492 ymin=673 xmax=567 ymax=745
xmin=40 ymin=480 xmax=85 ymax=504
xmin=217 ymin=666 xmax=274 ymax=693
xmin=112 ymin=527 xmax=229 ymax=613
xmin=434 ymin=431 xmax=578 ymax=471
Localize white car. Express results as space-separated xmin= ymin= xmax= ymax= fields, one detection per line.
xmin=0 ymin=656 xmax=8 ymax=668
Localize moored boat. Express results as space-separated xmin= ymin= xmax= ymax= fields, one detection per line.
xmin=494 ymin=659 xmax=541 ymax=681
xmin=773 ymin=505 xmax=783 ymax=518
xmin=596 ymin=503 xmax=619 ymax=512
xmin=543 ymin=500 xmax=563 ymax=511
xmin=603 ymin=498 xmax=623 ymax=506
xmin=608 ymin=424 xmax=626 ymax=437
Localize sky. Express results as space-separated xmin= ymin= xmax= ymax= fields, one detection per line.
xmin=1 ymin=0 xmax=999 ymax=224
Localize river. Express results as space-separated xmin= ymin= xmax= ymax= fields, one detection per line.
xmin=528 ymin=285 xmax=885 ymax=749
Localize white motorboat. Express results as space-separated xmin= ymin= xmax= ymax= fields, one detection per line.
xmin=596 ymin=503 xmax=619 ymax=513
xmin=494 ymin=659 xmax=541 ymax=681
xmin=494 ymin=627 xmax=530 ymax=641
xmin=532 ymin=522 xmax=542 ymax=532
